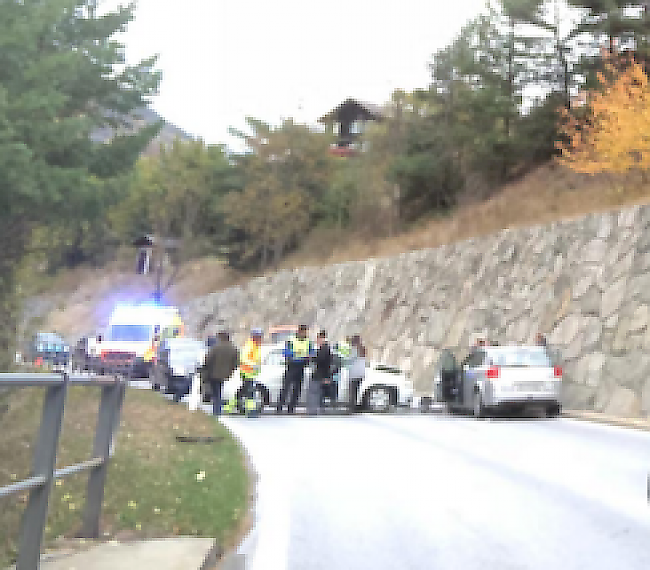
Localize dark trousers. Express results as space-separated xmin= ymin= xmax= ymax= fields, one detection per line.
xmin=349 ymin=378 xmax=361 ymax=412
xmin=307 ymin=378 xmax=323 ymax=415
xmin=278 ymin=365 xmax=305 ymax=414
xmin=321 ymin=379 xmax=337 ymax=405
xmin=209 ymin=379 xmax=224 ymax=416
xmin=242 ymin=378 xmax=254 ymax=399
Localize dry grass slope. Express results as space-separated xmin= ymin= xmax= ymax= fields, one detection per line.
xmin=39 ymin=162 xmax=650 ymax=338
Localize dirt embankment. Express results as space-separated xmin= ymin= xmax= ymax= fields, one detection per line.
xmin=28 ymin=162 xmax=650 ymax=343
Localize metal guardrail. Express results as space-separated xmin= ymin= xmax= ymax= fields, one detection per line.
xmin=0 ymin=373 xmax=126 ymax=570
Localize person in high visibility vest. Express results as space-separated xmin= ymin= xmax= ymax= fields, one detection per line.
xmin=277 ymin=324 xmax=314 ymax=414
xmin=240 ymin=328 xmax=263 ymax=416
xmin=335 ymin=336 xmax=352 ymax=359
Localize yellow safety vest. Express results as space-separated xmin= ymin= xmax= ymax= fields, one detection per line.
xmin=240 ymin=339 xmax=261 ymax=379
xmin=337 ymin=340 xmax=352 ymax=358
xmin=290 ymin=337 xmax=311 ymax=359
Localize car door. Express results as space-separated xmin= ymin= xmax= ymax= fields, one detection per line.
xmin=461 ymin=349 xmax=487 ymax=408
xmin=262 ymin=349 xmax=286 ymax=403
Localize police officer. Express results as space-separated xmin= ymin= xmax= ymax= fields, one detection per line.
xmin=277 ymin=324 xmax=314 ymax=414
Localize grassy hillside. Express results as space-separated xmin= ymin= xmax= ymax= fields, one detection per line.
xmin=32 ymin=161 xmax=650 ymax=341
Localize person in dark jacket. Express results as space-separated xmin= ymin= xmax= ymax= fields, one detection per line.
xmin=203 ymin=330 xmax=239 ymax=416
xmin=308 ymin=330 xmax=333 ymax=414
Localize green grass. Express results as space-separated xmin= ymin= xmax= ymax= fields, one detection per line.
xmin=0 ymin=385 xmax=248 ymax=568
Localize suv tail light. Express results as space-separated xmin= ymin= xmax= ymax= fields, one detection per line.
xmin=486 ymin=366 xmax=500 ymax=379
xmin=554 ymin=366 xmax=563 ymax=378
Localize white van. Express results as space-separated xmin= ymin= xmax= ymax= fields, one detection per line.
xmin=93 ymin=304 xmax=184 ymax=377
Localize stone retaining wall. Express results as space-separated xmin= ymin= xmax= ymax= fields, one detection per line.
xmin=180 ymin=203 xmax=650 ymax=418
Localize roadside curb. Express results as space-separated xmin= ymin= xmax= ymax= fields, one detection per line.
xmin=212 ymin=421 xmax=259 ymax=570
xmin=563 ymin=410 xmax=650 ymax=432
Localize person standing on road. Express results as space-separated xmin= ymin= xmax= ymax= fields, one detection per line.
xmin=308 ymin=330 xmax=333 ymax=415
xmin=202 ymin=330 xmax=239 ymax=417
xmin=347 ymin=334 xmax=367 ymax=414
xmin=278 ymin=324 xmax=314 ymax=414
xmin=239 ymin=328 xmax=263 ymax=416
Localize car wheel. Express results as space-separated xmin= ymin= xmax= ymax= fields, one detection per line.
xmin=237 ymin=385 xmax=266 ymax=415
xmin=473 ymin=391 xmax=486 ymax=419
xmin=364 ymin=386 xmax=393 ymax=413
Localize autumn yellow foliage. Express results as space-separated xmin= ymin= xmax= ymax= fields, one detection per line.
xmin=558 ymin=52 xmax=650 ymax=175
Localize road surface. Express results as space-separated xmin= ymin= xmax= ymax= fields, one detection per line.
xmin=219 ymin=412 xmax=650 ymax=570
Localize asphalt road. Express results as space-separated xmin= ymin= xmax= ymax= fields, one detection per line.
xmin=219 ymin=411 xmax=650 ymax=570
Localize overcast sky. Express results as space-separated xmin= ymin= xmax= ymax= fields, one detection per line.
xmin=102 ymin=0 xmax=488 ymax=151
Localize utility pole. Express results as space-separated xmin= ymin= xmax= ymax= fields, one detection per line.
xmin=155 ymin=240 xmax=163 ymax=304
xmin=133 ymin=235 xmax=179 ymax=305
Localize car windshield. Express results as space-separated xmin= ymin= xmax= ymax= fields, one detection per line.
xmin=265 ymin=350 xmax=286 ymax=366
xmin=166 ymin=341 xmax=204 ymax=355
xmin=487 ymin=347 xmax=552 ymax=368
xmin=108 ymin=324 xmax=152 ymax=342
xmin=270 ymin=332 xmax=294 ymax=344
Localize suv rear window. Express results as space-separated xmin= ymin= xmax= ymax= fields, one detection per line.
xmin=488 ymin=348 xmax=552 ymax=368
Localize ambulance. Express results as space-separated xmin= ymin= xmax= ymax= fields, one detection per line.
xmin=93 ymin=304 xmax=184 ymax=377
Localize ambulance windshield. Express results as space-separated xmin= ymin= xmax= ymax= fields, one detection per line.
xmin=108 ymin=324 xmax=152 ymax=342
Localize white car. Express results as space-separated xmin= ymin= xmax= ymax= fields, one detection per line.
xmin=221 ymin=344 xmax=414 ymax=414
xmin=433 ymin=344 xmax=563 ymax=418
xmin=150 ymin=337 xmax=207 ymax=401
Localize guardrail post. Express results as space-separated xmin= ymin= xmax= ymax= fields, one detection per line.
xmin=80 ymin=377 xmax=125 ymax=538
xmin=16 ymin=374 xmax=68 ymax=570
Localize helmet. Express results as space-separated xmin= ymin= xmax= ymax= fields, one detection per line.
xmin=251 ymin=328 xmax=263 ymax=337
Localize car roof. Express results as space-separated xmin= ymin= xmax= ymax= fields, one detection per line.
xmin=163 ymin=338 xmax=203 ymax=347
xmin=36 ymin=332 xmax=65 ymax=343
xmin=481 ymin=345 xmax=546 ymax=352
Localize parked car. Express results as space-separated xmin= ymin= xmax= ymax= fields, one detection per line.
xmin=30 ymin=332 xmax=70 ymax=368
xmin=150 ymin=337 xmax=207 ymax=402
xmin=433 ymin=344 xmax=563 ymax=418
xmin=220 ymin=344 xmax=414 ymax=414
